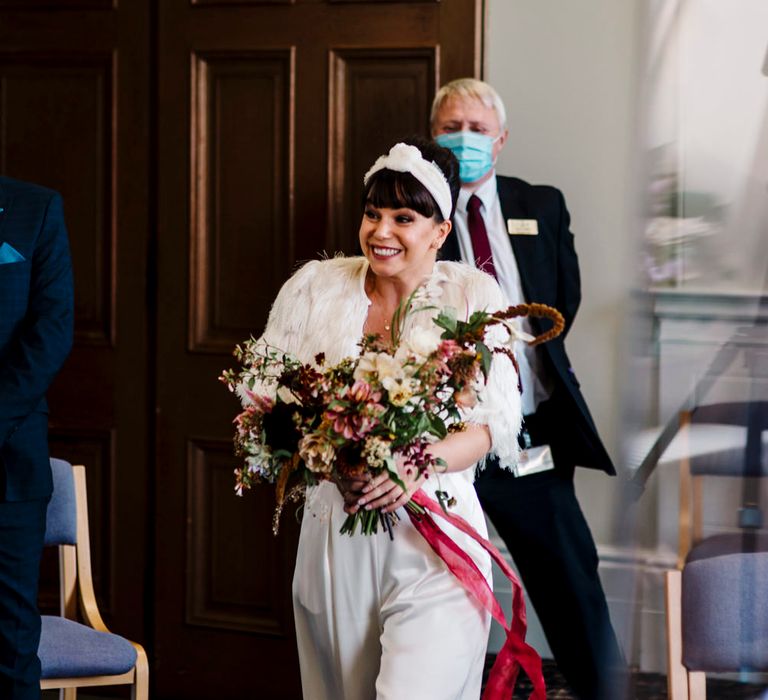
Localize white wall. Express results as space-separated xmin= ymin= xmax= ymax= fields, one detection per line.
xmin=486 ymin=0 xmax=642 ymax=545
xmin=484 ymin=0 xmax=644 ymax=662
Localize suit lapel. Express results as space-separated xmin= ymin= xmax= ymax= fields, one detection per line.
xmin=443 ymin=177 xmax=550 ymax=308
xmin=497 ymin=177 xmax=540 ymax=304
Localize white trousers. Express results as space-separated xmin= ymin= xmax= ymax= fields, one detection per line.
xmin=293 ymin=476 xmax=492 ymax=700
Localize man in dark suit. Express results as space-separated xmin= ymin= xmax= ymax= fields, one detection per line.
xmin=0 ymin=176 xmax=73 ymax=698
xmin=432 ymin=78 xmax=624 ymax=699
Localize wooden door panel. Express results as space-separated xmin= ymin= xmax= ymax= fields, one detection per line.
xmin=190 ymin=49 xmax=295 ymax=353
xmin=1 ymin=1 xmax=481 ymax=697
xmin=186 ymin=439 xmax=295 ymax=636
xmin=0 ymin=0 xmax=150 ymax=646
xmin=0 ymin=53 xmax=115 ymax=345
xmin=157 ymin=1 xmax=481 ymax=698
xmin=193 ymin=0 xmax=294 ymax=6
xmin=0 ymin=1 xmax=113 ymax=8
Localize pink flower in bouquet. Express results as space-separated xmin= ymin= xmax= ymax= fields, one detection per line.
xmin=347 ymin=379 xmax=381 ymax=404
xmin=234 ymin=405 xmax=259 ymax=433
xmin=244 ymin=389 xmax=274 ymax=413
xmin=326 ymin=406 xmax=380 ymax=441
xmin=413 ymin=340 xmax=461 ymax=394
xmin=323 ymin=382 xmax=384 ymax=441
xmin=436 ymin=339 xmax=461 ymax=361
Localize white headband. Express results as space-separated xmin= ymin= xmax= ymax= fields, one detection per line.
xmin=363 ymin=143 xmax=452 ymax=221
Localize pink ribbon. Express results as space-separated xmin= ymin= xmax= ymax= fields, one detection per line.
xmin=408 ymin=490 xmax=546 ymax=700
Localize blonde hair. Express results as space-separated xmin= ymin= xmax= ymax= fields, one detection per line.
xmin=430 ymin=78 xmax=507 ymax=130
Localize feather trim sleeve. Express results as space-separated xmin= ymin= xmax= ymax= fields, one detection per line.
xmin=465 ymin=323 xmax=522 ymax=470
xmin=260 ymin=260 xmax=321 ymax=358
xmin=234 ymin=260 xmax=321 ymax=407
xmin=460 ymin=269 xmax=523 ymax=470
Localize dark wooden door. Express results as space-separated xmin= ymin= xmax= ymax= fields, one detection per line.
xmin=0 ymin=0 xmax=151 ymax=643
xmin=154 ymin=1 xmax=482 ymax=698
xmin=1 ymin=1 xmax=483 ymax=696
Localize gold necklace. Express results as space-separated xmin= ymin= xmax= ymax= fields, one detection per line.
xmin=366 ymin=279 xmax=395 ymax=334
xmin=377 ymin=304 xmax=392 ymax=332
xmin=368 ymin=300 xmax=393 ymax=334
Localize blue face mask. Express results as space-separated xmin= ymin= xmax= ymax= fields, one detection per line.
xmin=435 ymin=131 xmax=496 ymax=184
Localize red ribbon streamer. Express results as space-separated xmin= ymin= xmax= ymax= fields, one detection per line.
xmin=408 ymin=490 xmax=546 ymax=700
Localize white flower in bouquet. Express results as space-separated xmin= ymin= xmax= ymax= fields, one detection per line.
xmin=382 ymin=375 xmax=421 ymax=407
xmin=361 ymin=435 xmax=392 ymax=469
xmin=398 ymin=326 xmax=443 ymax=363
xmin=354 ymin=351 xmax=404 ymax=385
xmin=276 ymin=385 xmax=299 ymax=404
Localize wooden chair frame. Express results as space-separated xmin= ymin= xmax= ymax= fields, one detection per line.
xmin=665 ymin=569 xmax=707 ymax=699
xmin=677 ymin=410 xmax=702 ymax=569
xmin=40 ymin=465 xmax=149 ymax=699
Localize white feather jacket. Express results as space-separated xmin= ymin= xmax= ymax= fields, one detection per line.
xmin=253 ymin=256 xmax=522 ymax=473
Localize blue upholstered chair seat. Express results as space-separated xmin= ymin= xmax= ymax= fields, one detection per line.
xmin=39 ymin=616 xmax=138 ymax=679
xmin=682 ymin=535 xmax=768 ymax=672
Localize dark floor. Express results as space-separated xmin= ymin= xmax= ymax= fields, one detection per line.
xmin=42 ymin=660 xmax=768 ymax=699
xmin=491 ymin=658 xmax=768 ymax=699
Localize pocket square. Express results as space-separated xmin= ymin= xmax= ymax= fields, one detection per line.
xmin=0 ymin=242 xmax=25 ymax=265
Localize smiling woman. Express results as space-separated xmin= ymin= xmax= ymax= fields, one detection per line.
xmin=237 ymin=136 xmax=534 ymax=699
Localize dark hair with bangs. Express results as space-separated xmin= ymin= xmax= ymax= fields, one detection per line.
xmin=362 ymin=136 xmax=460 ymax=222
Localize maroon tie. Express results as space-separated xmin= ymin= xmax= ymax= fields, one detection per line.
xmin=467 ymin=195 xmax=497 ymax=278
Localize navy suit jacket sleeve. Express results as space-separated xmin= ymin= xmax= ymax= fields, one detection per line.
xmin=0 ymin=192 xmax=74 ymax=448
xmin=553 ymin=188 xmax=581 ymax=337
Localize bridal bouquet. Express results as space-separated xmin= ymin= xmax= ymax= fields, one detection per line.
xmin=220 ymin=299 xmax=563 ymax=537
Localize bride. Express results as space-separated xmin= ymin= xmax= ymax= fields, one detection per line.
xmin=255 ymin=137 xmax=522 ymax=699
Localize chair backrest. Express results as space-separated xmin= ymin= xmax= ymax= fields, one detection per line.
xmin=677 ymin=402 xmax=768 ymax=565
xmin=689 ymin=402 xmax=768 ymax=478
xmin=45 ymin=458 xmax=84 ymax=619
xmin=45 ymin=458 xmax=78 ymax=546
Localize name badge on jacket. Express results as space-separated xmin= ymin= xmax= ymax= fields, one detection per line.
xmin=513 ymin=444 xmax=555 ymax=477
xmin=507 ymin=219 xmax=539 ymax=236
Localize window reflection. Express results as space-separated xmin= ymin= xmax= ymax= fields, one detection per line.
xmin=623 ymin=2 xmax=768 ymax=693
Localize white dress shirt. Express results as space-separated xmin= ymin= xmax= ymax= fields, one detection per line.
xmin=453 ymin=174 xmax=553 ymax=415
